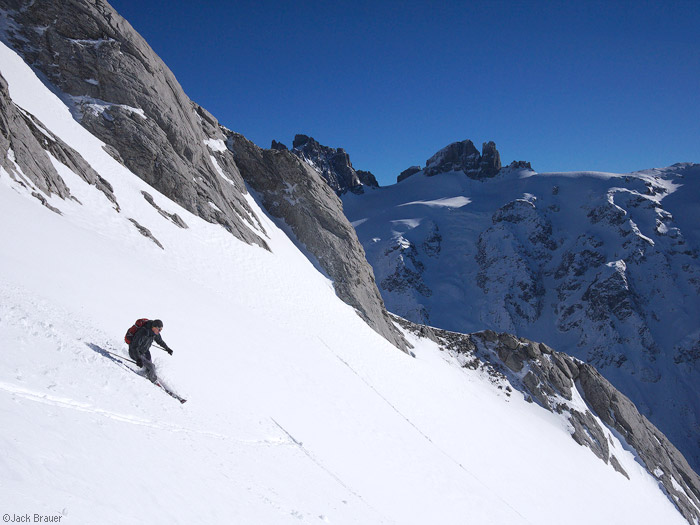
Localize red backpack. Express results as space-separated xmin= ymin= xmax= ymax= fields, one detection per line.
xmin=124 ymin=318 xmax=149 ymax=344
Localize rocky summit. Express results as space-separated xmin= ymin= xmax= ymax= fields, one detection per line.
xmin=285 ymin=134 xmax=379 ymax=195
xmin=398 ymin=139 xmax=505 ymax=182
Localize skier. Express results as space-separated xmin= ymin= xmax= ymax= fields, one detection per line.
xmin=128 ymin=319 xmax=173 ymax=383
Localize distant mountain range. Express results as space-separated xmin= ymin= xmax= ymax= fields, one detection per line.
xmin=340 ymin=139 xmax=700 ymax=473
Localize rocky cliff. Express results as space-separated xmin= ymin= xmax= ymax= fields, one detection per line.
xmin=0 ymin=0 xmax=268 ymax=249
xmin=228 ymin=132 xmax=409 ymax=352
xmin=279 ymin=134 xmax=379 ymax=195
xmin=0 ymin=0 xmax=413 ymax=351
xmin=0 ymin=70 xmax=118 ymax=214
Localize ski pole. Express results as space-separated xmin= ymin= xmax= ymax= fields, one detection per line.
xmin=154 ymin=345 xmax=169 ymax=353
xmin=100 ymin=348 xmax=139 ymax=365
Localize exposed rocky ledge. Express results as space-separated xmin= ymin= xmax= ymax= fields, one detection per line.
xmin=0 ymin=71 xmax=118 ymax=213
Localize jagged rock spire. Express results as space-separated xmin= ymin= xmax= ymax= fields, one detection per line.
xmin=288 ymin=134 xmax=379 ymax=195
xmin=424 ymin=139 xmax=502 ymax=178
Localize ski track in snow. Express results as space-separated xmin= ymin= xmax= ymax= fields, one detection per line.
xmin=0 ymin=380 xmax=288 ymax=445
xmin=0 ymin=283 xmax=288 ymax=446
xmin=316 ymin=336 xmax=535 ymax=525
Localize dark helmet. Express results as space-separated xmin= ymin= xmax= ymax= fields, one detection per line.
xmin=152 ymin=319 xmax=164 ymax=328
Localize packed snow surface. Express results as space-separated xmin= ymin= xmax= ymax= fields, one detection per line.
xmin=0 ymin=41 xmax=688 ymax=524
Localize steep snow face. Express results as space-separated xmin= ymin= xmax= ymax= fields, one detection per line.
xmin=342 ymin=164 xmax=700 ymax=473
xmin=0 ymin=42 xmax=690 ymax=524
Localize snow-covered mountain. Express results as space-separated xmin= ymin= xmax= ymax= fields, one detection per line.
xmin=341 ymin=143 xmax=700 ymax=476
xmin=1 ymin=0 xmax=699 ymax=523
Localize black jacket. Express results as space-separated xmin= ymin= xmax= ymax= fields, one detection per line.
xmin=129 ymin=320 xmax=169 ymax=357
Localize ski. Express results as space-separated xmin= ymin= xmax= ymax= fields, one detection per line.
xmin=89 ymin=343 xmax=186 ymax=403
xmin=155 ymin=381 xmax=187 ymax=404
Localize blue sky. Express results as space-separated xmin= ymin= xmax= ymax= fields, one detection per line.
xmin=110 ymin=0 xmax=699 ymax=186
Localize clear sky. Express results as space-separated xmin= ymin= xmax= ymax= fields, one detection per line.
xmin=109 ymin=0 xmax=699 ymax=186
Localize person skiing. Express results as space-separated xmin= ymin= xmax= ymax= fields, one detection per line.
xmin=128 ymin=319 xmax=173 ymax=383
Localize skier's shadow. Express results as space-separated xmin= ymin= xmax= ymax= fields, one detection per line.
xmin=85 ymin=342 xmax=124 ymax=364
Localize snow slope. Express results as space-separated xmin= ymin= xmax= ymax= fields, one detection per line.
xmin=342 ymin=162 xmax=700 ymax=473
xmin=0 ymin=41 xmax=688 ymax=524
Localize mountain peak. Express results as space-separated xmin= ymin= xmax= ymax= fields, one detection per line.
xmin=286 ymin=134 xmax=379 ymax=195
xmin=424 ymin=139 xmax=501 ymax=178
xmin=396 ymin=139 xmax=532 ymax=183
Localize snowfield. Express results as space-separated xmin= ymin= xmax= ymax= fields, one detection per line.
xmin=341 ymin=156 xmax=700 ymax=474
xmin=0 ymin=41 xmax=689 ymax=524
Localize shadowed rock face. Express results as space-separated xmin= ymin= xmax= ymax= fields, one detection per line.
xmin=1 ymin=0 xmax=268 ymax=249
xmin=424 ymin=140 xmax=502 ymax=178
xmin=395 ymin=139 xmax=508 ymax=183
xmin=397 ymin=166 xmax=422 ymax=183
xmin=394 ymin=316 xmax=700 ymax=525
xmin=289 ymin=134 xmax=379 ymax=195
xmin=228 ymin=132 xmax=410 ymax=352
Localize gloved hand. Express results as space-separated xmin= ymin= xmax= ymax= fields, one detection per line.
xmin=166 ymin=347 xmax=173 ymax=355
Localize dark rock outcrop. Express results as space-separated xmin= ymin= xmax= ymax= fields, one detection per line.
xmin=290 ymin=134 xmax=379 ymax=195
xmin=397 ymin=166 xmax=422 ymax=183
xmin=271 ymin=140 xmax=288 ymax=151
xmin=479 ymin=141 xmax=501 ymax=177
xmin=398 ymin=142 xmax=529 ymax=183
xmin=424 ymin=139 xmax=502 ymax=179
xmin=227 ymin=132 xmax=410 ymax=352
xmin=128 ymin=218 xmax=163 ymax=249
xmin=356 ymin=169 xmax=378 ymax=188
xmin=1 ymin=0 xmax=268 ymax=249
xmin=141 ymin=191 xmax=188 ymax=229
xmin=506 ymin=160 xmax=533 ymax=171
